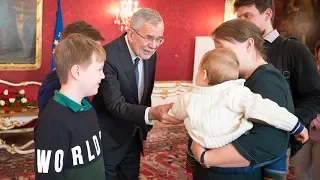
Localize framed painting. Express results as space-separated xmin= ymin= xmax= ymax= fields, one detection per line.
xmin=274 ymin=0 xmax=320 ymax=50
xmin=224 ymin=0 xmax=236 ymax=22
xmin=0 ymin=0 xmax=42 ymax=70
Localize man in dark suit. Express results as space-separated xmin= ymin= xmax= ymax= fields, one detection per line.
xmin=92 ymin=8 xmax=181 ymax=180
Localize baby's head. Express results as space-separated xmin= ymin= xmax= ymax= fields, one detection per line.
xmin=196 ymin=48 xmax=239 ymax=86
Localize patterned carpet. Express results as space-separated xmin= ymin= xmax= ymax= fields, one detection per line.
xmin=0 ymin=124 xmax=296 ymax=180
xmin=0 ymin=125 xmax=191 ymax=180
xmin=140 ymin=125 xmax=192 ymax=180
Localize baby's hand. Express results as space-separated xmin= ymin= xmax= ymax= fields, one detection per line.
xmin=295 ymin=127 xmax=309 ymax=143
xmin=167 ymin=109 xmax=174 ymax=117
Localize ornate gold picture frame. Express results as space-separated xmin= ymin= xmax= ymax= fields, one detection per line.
xmin=224 ymin=0 xmax=236 ymax=22
xmin=0 ymin=0 xmax=42 ymax=70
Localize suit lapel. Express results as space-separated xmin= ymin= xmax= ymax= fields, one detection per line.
xmin=117 ymin=34 xmax=139 ymax=102
xmin=141 ymin=60 xmax=150 ymax=103
xmin=141 ymin=56 xmax=156 ymax=104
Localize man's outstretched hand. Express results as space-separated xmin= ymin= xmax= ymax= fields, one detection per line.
xmin=149 ymin=103 xmax=182 ymax=125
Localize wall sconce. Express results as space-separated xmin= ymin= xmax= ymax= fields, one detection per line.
xmin=224 ymin=0 xmax=237 ymax=22
xmin=114 ymin=0 xmax=139 ymax=31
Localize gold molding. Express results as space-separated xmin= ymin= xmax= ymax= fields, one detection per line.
xmin=154 ymin=80 xmax=192 ymax=83
xmin=0 ymin=139 xmax=16 ymax=154
xmin=0 ymin=117 xmax=21 ymax=130
xmin=224 ymin=0 xmax=236 ymax=22
xmin=0 ymin=79 xmax=42 ymax=86
xmin=0 ymin=0 xmax=43 ymax=70
xmin=0 ymin=139 xmax=35 ymax=154
xmin=152 ymin=81 xmax=192 ymax=100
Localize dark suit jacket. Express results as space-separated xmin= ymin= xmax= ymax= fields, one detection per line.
xmin=92 ymin=34 xmax=156 ymax=153
xmin=37 ymin=70 xmax=60 ymax=114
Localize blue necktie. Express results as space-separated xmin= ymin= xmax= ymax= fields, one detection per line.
xmin=134 ymin=57 xmax=140 ymax=97
xmin=133 ymin=57 xmax=140 ymax=136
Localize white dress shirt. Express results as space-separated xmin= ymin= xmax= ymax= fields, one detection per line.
xmin=125 ymin=35 xmax=154 ymax=125
xmin=264 ymin=29 xmax=280 ymax=43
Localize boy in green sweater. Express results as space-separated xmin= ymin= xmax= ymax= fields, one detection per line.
xmin=34 ymin=33 xmax=106 ymax=180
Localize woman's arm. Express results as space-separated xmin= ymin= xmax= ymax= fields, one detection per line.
xmin=191 ymin=141 xmax=250 ymax=167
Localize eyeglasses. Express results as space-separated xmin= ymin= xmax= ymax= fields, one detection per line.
xmin=131 ymin=28 xmax=164 ymax=45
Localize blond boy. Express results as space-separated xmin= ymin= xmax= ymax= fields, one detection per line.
xmin=34 ymin=34 xmax=106 ymax=180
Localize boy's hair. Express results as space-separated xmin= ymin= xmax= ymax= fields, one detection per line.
xmin=315 ymin=40 xmax=320 ymax=66
xmin=60 ymin=21 xmax=105 ymax=41
xmin=54 ymin=33 xmax=106 ymax=84
xmin=234 ymin=0 xmax=275 ymax=24
xmin=200 ymin=48 xmax=239 ymax=86
xmin=212 ymin=18 xmax=266 ymax=60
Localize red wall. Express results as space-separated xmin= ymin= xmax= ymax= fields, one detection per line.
xmin=0 ymin=0 xmax=224 ymax=83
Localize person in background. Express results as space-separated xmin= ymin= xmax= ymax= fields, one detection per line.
xmin=233 ymin=0 xmax=320 ymax=158
xmin=37 ymin=21 xmax=105 ymax=114
xmin=293 ymin=39 xmax=320 ymax=180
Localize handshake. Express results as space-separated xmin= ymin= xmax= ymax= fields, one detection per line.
xmin=148 ymin=103 xmax=182 ymax=125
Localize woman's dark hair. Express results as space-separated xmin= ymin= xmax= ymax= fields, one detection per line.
xmin=212 ymin=18 xmax=266 ymax=59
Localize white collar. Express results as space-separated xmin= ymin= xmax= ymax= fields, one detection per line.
xmin=264 ymin=29 xmax=280 ymax=43
xmin=125 ymin=35 xmax=140 ymax=63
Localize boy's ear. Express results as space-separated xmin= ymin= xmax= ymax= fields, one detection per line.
xmin=70 ymin=65 xmax=81 ymax=80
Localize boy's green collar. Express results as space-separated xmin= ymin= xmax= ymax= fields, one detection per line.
xmin=53 ymin=90 xmax=91 ymax=112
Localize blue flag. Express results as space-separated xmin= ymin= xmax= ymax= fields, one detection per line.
xmin=51 ymin=0 xmax=63 ymax=70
